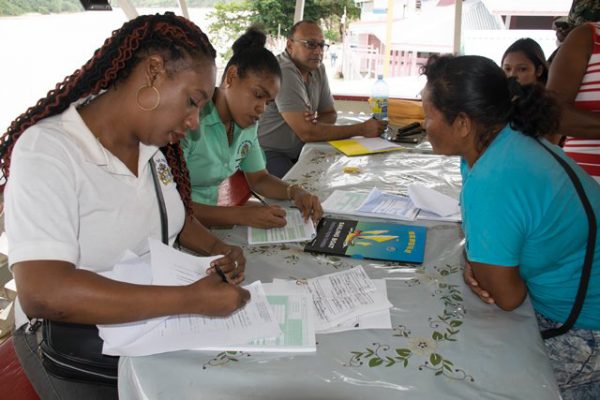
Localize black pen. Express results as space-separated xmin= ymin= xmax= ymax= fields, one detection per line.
xmin=249 ymin=189 xmax=269 ymax=207
xmin=214 ymin=265 xmax=229 ymax=283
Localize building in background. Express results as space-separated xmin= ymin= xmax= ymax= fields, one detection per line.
xmin=344 ymin=0 xmax=569 ymax=80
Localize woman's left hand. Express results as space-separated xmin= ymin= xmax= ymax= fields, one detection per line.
xmin=463 ymin=260 xmax=495 ymax=305
xmin=291 ymin=187 xmax=323 ymax=223
xmin=208 ymin=242 xmax=246 ymax=285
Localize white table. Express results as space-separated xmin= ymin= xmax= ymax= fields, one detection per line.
xmin=118 ymin=144 xmax=560 ymax=400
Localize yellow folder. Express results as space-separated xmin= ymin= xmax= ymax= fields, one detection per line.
xmin=328 ymin=139 xmax=406 ymax=156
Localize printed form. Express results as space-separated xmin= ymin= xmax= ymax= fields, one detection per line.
xmin=99 ymin=240 xmax=281 ymax=356
xmin=321 ymin=189 xmax=418 ymax=221
xmin=196 ymin=283 xmax=316 ymax=353
xmin=356 ymin=187 xmax=419 ymax=220
xmin=248 ymin=208 xmax=316 ymax=245
xmin=273 ymin=266 xmax=393 ymax=332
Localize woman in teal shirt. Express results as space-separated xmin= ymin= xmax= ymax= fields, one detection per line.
xmin=421 ymin=55 xmax=599 ymax=399
xmin=181 ymin=28 xmax=322 ymax=228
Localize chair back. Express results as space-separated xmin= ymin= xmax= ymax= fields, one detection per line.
xmin=217 ymin=170 xmax=251 ymax=207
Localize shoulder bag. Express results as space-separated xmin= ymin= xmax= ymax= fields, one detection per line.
xmin=536 ymin=139 xmax=596 ymax=339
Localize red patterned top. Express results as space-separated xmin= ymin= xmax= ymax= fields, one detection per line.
xmin=564 ymin=23 xmax=600 ymax=178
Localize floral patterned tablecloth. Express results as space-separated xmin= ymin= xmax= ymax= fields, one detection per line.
xmin=119 ymin=144 xmax=560 ymax=400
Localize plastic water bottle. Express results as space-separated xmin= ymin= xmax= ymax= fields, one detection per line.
xmin=370 ymin=74 xmax=389 ymax=121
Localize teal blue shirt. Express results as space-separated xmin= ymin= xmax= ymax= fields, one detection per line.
xmin=460 ymin=125 xmax=600 ymax=329
xmin=181 ymin=100 xmax=266 ymax=205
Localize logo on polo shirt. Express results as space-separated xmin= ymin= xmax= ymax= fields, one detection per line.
xmin=156 ymin=159 xmax=173 ymax=185
xmin=235 ymin=140 xmax=252 ymax=169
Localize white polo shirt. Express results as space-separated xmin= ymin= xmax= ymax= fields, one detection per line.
xmin=5 ymin=104 xmax=186 ymax=326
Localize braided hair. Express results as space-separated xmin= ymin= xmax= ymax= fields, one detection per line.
xmin=0 ymin=12 xmax=216 ymax=213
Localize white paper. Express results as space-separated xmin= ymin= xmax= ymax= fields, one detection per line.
xmin=248 ymin=208 xmax=316 ymax=245
xmin=99 ymin=242 xmax=282 ymax=356
xmin=196 ymin=283 xmax=316 ymax=353
xmin=306 ymin=267 xmax=392 ymax=330
xmin=417 ymin=209 xmax=462 ymax=222
xmin=98 ymin=255 xmax=167 ymax=349
xmin=321 ymin=190 xmax=370 ymax=215
xmin=320 ymin=309 xmax=392 ymax=333
xmin=319 ymin=281 xmax=392 ymax=333
xmin=306 ymin=266 xmax=377 ymax=298
xmin=102 ymin=281 xmax=281 ymax=356
xmin=407 ymin=183 xmax=460 ymax=217
xmin=149 ymin=238 xmax=220 ymax=285
xmin=272 ymin=278 xmax=392 ymax=333
xmin=321 ymin=190 xmax=418 ymax=222
xmin=355 ymin=137 xmax=404 ymax=151
xmin=356 ymin=187 xmax=420 ymax=221
xmin=98 ymin=247 xmax=224 ymax=351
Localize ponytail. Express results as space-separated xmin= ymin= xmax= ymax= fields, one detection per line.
xmin=507 ymin=77 xmax=560 ymax=138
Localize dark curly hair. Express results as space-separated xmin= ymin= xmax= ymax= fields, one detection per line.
xmin=421 ymin=54 xmax=559 ymax=151
xmin=0 ymin=12 xmax=216 ymax=213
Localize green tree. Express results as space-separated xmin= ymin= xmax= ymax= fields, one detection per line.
xmin=207 ymin=0 xmax=359 ymax=53
xmin=0 ymin=0 xmax=82 ymax=16
xmin=206 ymin=0 xmax=255 ymax=60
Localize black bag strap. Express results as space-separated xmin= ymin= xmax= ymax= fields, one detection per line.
xmin=149 ymin=158 xmax=169 ymax=245
xmin=536 ymin=139 xmax=597 ymax=339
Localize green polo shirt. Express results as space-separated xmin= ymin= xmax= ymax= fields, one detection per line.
xmin=181 ymin=100 xmax=266 ymax=205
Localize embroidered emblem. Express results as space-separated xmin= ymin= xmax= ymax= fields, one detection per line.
xmin=239 ymin=141 xmax=251 ymax=158
xmin=157 ymin=160 xmax=173 ymax=185
xmin=235 ymin=140 xmax=252 ymax=169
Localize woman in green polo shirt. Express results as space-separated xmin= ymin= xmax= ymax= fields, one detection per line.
xmin=181 ymin=28 xmax=322 ymax=228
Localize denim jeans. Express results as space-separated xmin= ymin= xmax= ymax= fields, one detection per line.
xmin=536 ymin=312 xmax=600 ymax=400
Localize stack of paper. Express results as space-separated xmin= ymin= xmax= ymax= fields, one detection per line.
xmin=274 ymin=266 xmax=393 ymax=334
xmin=322 ymin=185 xmax=461 ymax=223
xmin=199 ymin=283 xmax=316 ymax=353
xmin=98 ymin=239 xmax=315 ymax=355
xmin=248 ymin=208 xmax=317 ymax=245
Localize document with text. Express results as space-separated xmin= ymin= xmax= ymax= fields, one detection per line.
xmin=248 ymin=208 xmax=316 ymax=245
xmin=196 ymin=283 xmax=316 ymax=353
xmin=272 ymin=266 xmax=393 ymax=332
xmin=102 ymin=280 xmax=281 ymax=356
xmin=322 ymin=189 xmax=418 ymax=221
xmin=99 ymin=240 xmax=281 ymax=356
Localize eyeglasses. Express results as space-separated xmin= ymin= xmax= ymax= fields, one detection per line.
xmin=291 ymin=38 xmax=329 ymax=50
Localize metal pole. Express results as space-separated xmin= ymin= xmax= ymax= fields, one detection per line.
xmin=294 ymin=0 xmax=305 ymax=23
xmin=383 ymin=0 xmax=394 ymax=77
xmin=177 ymin=0 xmax=190 ymax=19
xmin=114 ymin=0 xmax=138 ymax=20
xmin=453 ymin=0 xmax=463 ymax=55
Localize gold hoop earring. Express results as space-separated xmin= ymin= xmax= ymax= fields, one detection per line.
xmin=136 ymin=84 xmax=160 ymax=111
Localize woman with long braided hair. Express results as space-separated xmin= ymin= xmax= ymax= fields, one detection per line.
xmin=2 ymin=12 xmax=249 ymax=398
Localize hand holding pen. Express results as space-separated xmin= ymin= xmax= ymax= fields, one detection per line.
xmin=247 ymin=189 xmax=287 ymax=228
